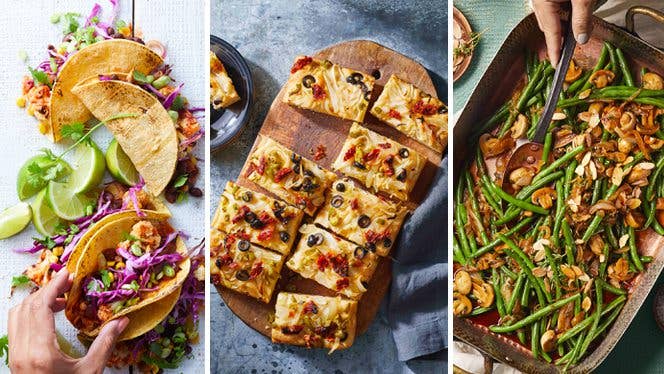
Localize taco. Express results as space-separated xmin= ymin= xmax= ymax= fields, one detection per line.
xmin=65 ymin=212 xmax=190 ymax=341
xmin=71 ymin=79 xmax=178 ymax=195
xmin=49 ymin=39 xmax=163 ymax=142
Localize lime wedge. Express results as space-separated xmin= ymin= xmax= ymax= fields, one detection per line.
xmin=106 ymin=138 xmax=139 ymax=186
xmin=46 ymin=181 xmax=94 ymax=221
xmin=67 ymin=140 xmax=106 ymax=194
xmin=32 ymin=189 xmax=64 ymax=236
xmin=17 ymin=155 xmax=71 ymax=201
xmin=0 ymin=202 xmax=32 ymax=239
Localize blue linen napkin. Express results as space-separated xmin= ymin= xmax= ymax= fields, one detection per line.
xmin=388 ymin=161 xmax=448 ymax=361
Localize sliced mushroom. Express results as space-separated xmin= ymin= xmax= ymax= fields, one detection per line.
xmin=510 ymin=114 xmax=528 ymax=139
xmin=565 ymin=59 xmax=583 ymax=83
xmin=642 ymin=72 xmax=664 ymax=90
xmin=540 ymin=330 xmax=557 ymax=352
xmin=589 ymin=69 xmax=615 ymax=88
xmin=531 ymin=187 xmax=556 ymax=209
xmin=453 ymin=292 xmax=473 ymax=316
xmin=454 ymin=270 xmax=472 ymax=295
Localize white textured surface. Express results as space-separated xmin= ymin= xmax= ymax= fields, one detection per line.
xmin=0 ymin=1 xmax=205 ymax=372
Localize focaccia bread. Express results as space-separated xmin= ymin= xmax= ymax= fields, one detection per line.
xmin=286 ymin=224 xmax=380 ymax=300
xmin=314 ymin=178 xmax=409 ymax=256
xmin=210 ymin=51 xmax=240 ymax=109
xmin=332 ymin=123 xmax=426 ymax=201
xmin=243 ymin=136 xmax=336 ymax=216
xmin=282 ymin=55 xmax=375 ymax=122
xmin=370 ymin=74 xmax=448 ymax=152
xmin=212 ymin=181 xmax=304 ymax=255
xmin=272 ymin=292 xmax=357 ymax=352
xmin=210 ymin=230 xmax=284 ymax=303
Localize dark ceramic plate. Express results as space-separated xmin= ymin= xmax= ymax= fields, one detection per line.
xmin=210 ymin=35 xmax=253 ymax=152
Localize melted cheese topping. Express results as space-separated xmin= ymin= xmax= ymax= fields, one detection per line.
xmin=282 ymin=56 xmax=374 ymax=122
xmin=272 ymin=292 xmax=357 ymax=352
xmin=210 ymin=51 xmax=240 ymax=109
xmin=314 ymin=178 xmax=408 ymax=256
xmin=286 ymin=224 xmax=380 ymax=300
xmin=244 ymin=137 xmax=336 ymax=216
xmin=210 ymin=230 xmax=284 ymax=303
xmin=332 ymin=123 xmax=426 ymax=201
xmin=212 ymin=181 xmax=304 ymax=255
xmin=370 ymin=74 xmax=448 ymax=153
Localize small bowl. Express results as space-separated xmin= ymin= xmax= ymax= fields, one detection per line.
xmin=453 ymin=7 xmax=474 ymax=82
xmin=210 ymin=35 xmax=254 ymax=152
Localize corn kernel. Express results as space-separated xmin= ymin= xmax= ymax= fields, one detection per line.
xmin=115 ymin=262 xmax=125 ymax=270
xmin=16 ymin=97 xmax=26 ymax=108
xmin=38 ymin=121 xmax=48 ymax=134
xmin=27 ymin=105 xmax=35 ymax=116
xmin=52 ymin=246 xmax=63 ymax=256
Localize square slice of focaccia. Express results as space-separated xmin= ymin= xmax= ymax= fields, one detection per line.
xmin=243 ymin=136 xmax=336 ymax=216
xmin=286 ymin=224 xmax=380 ymax=300
xmin=282 ymin=56 xmax=375 ymax=122
xmin=332 ymin=123 xmax=426 ymax=201
xmin=314 ymin=177 xmax=409 ymax=256
xmin=210 ymin=229 xmax=284 ymax=303
xmin=210 ymin=51 xmax=240 ymax=109
xmin=370 ymin=74 xmax=448 ymax=152
xmin=212 ymin=181 xmax=304 ymax=255
xmin=272 ymin=292 xmax=357 ymax=352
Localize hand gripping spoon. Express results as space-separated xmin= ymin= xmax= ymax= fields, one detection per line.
xmin=502 ymin=21 xmax=577 ymax=190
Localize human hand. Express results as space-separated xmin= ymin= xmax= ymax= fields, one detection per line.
xmin=8 ymin=269 xmax=129 ymax=374
xmin=533 ymin=0 xmax=595 ymax=66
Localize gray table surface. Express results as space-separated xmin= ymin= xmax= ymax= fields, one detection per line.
xmin=210 ymin=1 xmax=447 ymax=373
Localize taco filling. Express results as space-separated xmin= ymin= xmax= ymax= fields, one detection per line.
xmin=72 ymin=220 xmax=183 ymax=331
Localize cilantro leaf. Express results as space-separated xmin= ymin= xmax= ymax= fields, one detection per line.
xmin=0 ymin=335 xmax=7 ymax=365
xmin=173 ymin=174 xmax=188 ymax=188
xmin=61 ymin=12 xmax=81 ymax=34
xmin=60 ymin=123 xmax=86 ymax=141
xmin=132 ymin=70 xmax=153 ymax=85
xmin=11 ymin=275 xmax=31 ymax=288
xmin=26 ymin=162 xmax=45 ymax=188
xmin=35 ymin=236 xmax=57 ymax=250
xmin=28 ymin=67 xmax=51 ymax=88
xmin=100 ymin=270 xmax=112 ymax=289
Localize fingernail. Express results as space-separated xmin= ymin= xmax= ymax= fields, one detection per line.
xmin=577 ymin=33 xmax=589 ymax=44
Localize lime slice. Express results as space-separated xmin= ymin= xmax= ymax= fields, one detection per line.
xmin=106 ymin=139 xmax=140 ymax=186
xmin=17 ymin=155 xmax=71 ymax=201
xmin=67 ymin=140 xmax=106 ymax=194
xmin=46 ymin=181 xmax=94 ymax=221
xmin=0 ymin=202 xmax=32 ymax=239
xmin=32 ymin=189 xmax=64 ymax=236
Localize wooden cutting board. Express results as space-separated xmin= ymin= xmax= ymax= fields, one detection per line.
xmin=216 ymin=40 xmax=443 ymax=340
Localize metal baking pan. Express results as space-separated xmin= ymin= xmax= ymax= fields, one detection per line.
xmin=453 ymin=9 xmax=664 ymax=374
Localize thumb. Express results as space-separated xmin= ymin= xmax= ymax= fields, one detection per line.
xmin=80 ymin=317 xmax=129 ymax=371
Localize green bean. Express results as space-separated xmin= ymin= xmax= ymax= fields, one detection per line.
xmin=580 ymin=44 xmax=610 ymax=92
xmin=616 ymin=48 xmax=634 ymax=87
xmin=599 ymin=243 xmax=610 ymax=279
xmin=557 ymin=295 xmax=626 ymax=344
xmin=492 ymin=268 xmax=506 ymax=317
xmin=628 ymin=227 xmax=644 ymax=272
xmin=606 ymin=42 xmax=619 ymax=77
xmin=641 ymin=255 xmax=653 ymax=263
xmin=544 ymin=241 xmax=562 ymax=298
xmin=455 ymin=178 xmax=472 ymax=259
xmin=533 ymin=146 xmax=585 ymax=184
xmin=469 ymin=306 xmax=494 ymax=316
xmin=472 ymin=216 xmax=535 ymax=258
xmin=507 ymin=273 xmax=526 ymax=315
xmin=562 ymin=220 xmax=576 ymax=265
xmin=489 ymin=293 xmax=581 ymax=333
xmin=531 ymin=321 xmax=540 ymax=360
xmin=518 ymin=329 xmax=527 ymax=345
xmin=551 ymin=179 xmax=565 ymax=248
xmin=541 ymin=132 xmax=553 ymax=165
xmin=591 ymin=299 xmax=625 ymax=340
xmin=596 ymin=278 xmax=626 ymax=295
xmin=464 ymin=171 xmax=489 ymax=245
xmin=496 ymin=172 xmax=565 ymax=225
xmin=501 ymin=266 xmax=519 ymax=281
xmin=574 ymin=284 xmax=603 ymax=364
xmin=498 ymin=235 xmax=551 ymax=303
xmin=488 ymin=182 xmax=549 ymax=215
xmin=516 ymin=63 xmax=545 ymax=113
xmin=567 ymin=70 xmax=592 ymax=97
xmin=605 ymin=223 xmax=618 ymax=250
xmin=521 ymin=278 xmax=531 ymax=307
xmin=563 ymin=160 xmax=578 ymax=198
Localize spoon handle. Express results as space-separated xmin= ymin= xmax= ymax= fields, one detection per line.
xmin=532 ymin=21 xmax=577 ymax=144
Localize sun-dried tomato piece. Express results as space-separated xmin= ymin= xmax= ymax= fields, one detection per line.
xmin=291 ymin=56 xmax=313 ymax=73
xmin=232 ymin=206 xmax=251 ymax=223
xmin=388 ymin=109 xmax=402 ymax=120
xmin=282 ymin=325 xmax=304 ymax=335
xmin=312 ymin=84 xmax=326 ymax=100
xmin=412 ymin=100 xmax=439 ymax=115
xmin=317 ymin=255 xmax=329 ymax=271
xmin=274 ymin=167 xmax=293 ymax=183
xmin=257 ymin=227 xmax=273 ymax=241
xmin=343 ymin=146 xmax=356 ymax=161
xmin=303 ymin=300 xmax=319 ymax=314
xmin=363 ymin=148 xmax=381 ymax=163
xmin=335 ymin=278 xmax=350 ymax=290
xmin=249 ymin=261 xmax=263 ymax=279
xmin=329 ymin=254 xmax=349 ymax=277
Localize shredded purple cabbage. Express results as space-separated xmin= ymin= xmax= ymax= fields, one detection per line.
xmin=180 ymin=129 xmax=203 ymax=149
xmin=162 ymin=83 xmax=184 ymax=109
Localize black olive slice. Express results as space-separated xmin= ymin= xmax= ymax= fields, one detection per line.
xmin=366 ymin=242 xmax=377 ymax=252
xmin=396 ymin=170 xmax=407 ymax=182
xmin=302 ymin=177 xmax=318 ymax=192
xmin=335 ymin=182 xmax=346 ymax=192
xmin=302 ymin=75 xmax=316 ymax=88
xmin=279 ymin=231 xmax=290 ymax=243
xmin=215 ymin=258 xmax=222 ymax=268
xmin=303 ymin=169 xmax=314 ymax=177
xmin=346 ymin=72 xmax=364 ymax=84
xmin=364 ymin=91 xmax=371 ymax=101
xmin=241 ymin=191 xmax=253 ymax=202
xmin=353 ymin=161 xmax=366 ymax=170
xmin=358 ymin=214 xmax=371 ymax=228
xmin=354 ymin=246 xmax=368 ymax=259
xmin=307 ymin=233 xmax=324 ymax=247
xmin=249 ymin=219 xmax=265 ymax=229
xmin=237 ymin=240 xmax=251 ymax=252
xmin=293 ymin=163 xmax=301 ymax=174
xmin=291 ymin=153 xmax=302 ymax=163
xmin=371 ymin=69 xmax=381 ymax=80
xmin=398 ymin=148 xmax=409 ymax=158
xmin=236 ymin=269 xmax=250 ymax=281
xmin=438 ymin=106 xmax=448 ymax=114
xmin=244 ymin=211 xmax=257 ymax=223
xmin=330 ymin=195 xmax=344 ymax=208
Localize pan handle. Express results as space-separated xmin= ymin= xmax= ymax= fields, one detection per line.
xmin=625 ymin=6 xmax=664 ymax=37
